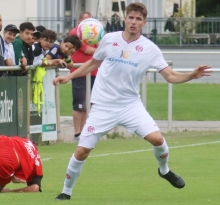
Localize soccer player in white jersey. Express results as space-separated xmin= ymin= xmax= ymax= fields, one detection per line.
xmin=53 ymin=3 xmax=212 ymax=200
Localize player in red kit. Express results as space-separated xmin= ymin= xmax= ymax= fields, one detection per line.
xmin=0 ymin=135 xmax=43 ymax=193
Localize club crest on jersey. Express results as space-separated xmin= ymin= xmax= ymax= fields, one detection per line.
xmin=136 ymin=45 xmax=143 ymax=52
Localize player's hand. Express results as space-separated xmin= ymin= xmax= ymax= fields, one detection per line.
xmin=53 ymin=76 xmax=70 ymax=86
xmin=193 ymin=65 xmax=212 ymax=79
xmin=57 ymin=59 xmax=67 ymax=68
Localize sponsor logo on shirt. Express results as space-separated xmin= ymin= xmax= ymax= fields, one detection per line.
xmin=120 ymin=50 xmax=131 ymax=59
xmin=24 ymin=141 xmax=36 ymax=158
xmin=107 ymin=57 xmax=138 ymax=67
xmin=112 ymin=42 xmax=119 ymax=46
xmin=106 ymin=49 xmax=138 ymax=67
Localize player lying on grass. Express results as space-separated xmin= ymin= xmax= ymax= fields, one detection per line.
xmin=53 ymin=2 xmax=212 ymax=200
xmin=0 ymin=135 xmax=43 ymax=193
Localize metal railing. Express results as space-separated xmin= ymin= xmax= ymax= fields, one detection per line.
xmin=28 ymin=17 xmax=220 ymax=47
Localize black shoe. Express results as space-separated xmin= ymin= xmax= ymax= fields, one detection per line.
xmin=158 ymin=168 xmax=185 ymax=189
xmin=55 ymin=193 xmax=71 ymax=200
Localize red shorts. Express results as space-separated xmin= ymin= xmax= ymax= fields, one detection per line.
xmin=0 ymin=136 xmax=19 ymax=185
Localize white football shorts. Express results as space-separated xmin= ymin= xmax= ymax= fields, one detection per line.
xmin=78 ymin=100 xmax=160 ymax=149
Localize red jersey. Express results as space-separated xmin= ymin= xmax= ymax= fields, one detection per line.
xmin=69 ymin=26 xmax=98 ymax=76
xmin=0 ymin=136 xmax=43 ymax=185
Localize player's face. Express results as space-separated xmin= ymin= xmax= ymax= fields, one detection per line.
xmin=124 ymin=11 xmax=146 ymax=35
xmin=20 ymin=29 xmax=34 ymax=44
xmin=40 ymin=38 xmax=54 ymax=51
xmin=3 ymin=31 xmax=17 ymax=44
xmin=60 ymin=42 xmax=75 ymax=54
xmin=0 ymin=15 xmax=2 ymax=31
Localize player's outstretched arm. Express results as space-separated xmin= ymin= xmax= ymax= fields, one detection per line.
xmin=1 ymin=184 xmax=40 ymax=193
xmin=53 ymin=58 xmax=102 ymax=86
xmin=160 ymin=65 xmax=212 ymax=84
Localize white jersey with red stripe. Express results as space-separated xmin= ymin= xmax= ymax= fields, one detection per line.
xmin=91 ymin=31 xmax=168 ymax=106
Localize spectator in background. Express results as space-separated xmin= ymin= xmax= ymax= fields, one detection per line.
xmin=32 ymin=25 xmax=47 ymax=45
xmin=45 ymin=35 xmax=81 ymax=69
xmin=33 ymin=29 xmax=67 ymax=67
xmin=12 ymin=22 xmax=35 ymax=76
xmin=0 ymin=14 xmax=6 ymax=76
xmin=0 ymin=14 xmax=5 ymax=77
xmin=0 ymin=14 xmax=14 ymax=77
xmin=32 ymin=30 xmax=41 ymax=45
xmin=69 ymin=12 xmax=98 ymax=141
xmin=3 ymin=24 xmax=20 ymax=70
xmin=35 ymin=25 xmax=46 ymax=33
xmin=0 ymin=135 xmax=43 ymax=193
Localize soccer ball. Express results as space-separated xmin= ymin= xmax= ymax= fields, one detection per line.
xmin=77 ymin=18 xmax=104 ymax=45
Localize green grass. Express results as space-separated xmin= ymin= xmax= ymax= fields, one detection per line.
xmin=2 ymin=131 xmax=220 ymax=205
xmin=60 ymin=83 xmax=220 ymax=120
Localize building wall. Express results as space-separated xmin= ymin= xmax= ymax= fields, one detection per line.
xmin=0 ymin=0 xmax=38 ymax=28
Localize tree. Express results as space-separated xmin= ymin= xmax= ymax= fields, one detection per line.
xmin=196 ymin=0 xmax=220 ymax=17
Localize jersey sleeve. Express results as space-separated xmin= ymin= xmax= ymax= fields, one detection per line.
xmin=27 ymin=175 xmax=43 ymax=192
xmin=46 ymin=44 xmax=59 ymax=59
xmin=93 ymin=34 xmax=107 ymax=60
xmin=149 ymin=43 xmax=169 ymax=72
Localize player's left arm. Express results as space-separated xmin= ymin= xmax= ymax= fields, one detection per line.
xmin=1 ymin=176 xmax=43 ymax=193
xmin=1 ymin=184 xmax=39 ymax=193
xmin=160 ymin=65 xmax=212 ymax=84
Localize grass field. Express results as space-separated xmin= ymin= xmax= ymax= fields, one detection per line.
xmin=59 ymin=83 xmax=220 ymax=121
xmin=2 ymin=131 xmax=220 ymax=205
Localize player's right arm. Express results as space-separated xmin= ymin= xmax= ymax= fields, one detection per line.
xmin=53 ymin=58 xmax=102 ymax=85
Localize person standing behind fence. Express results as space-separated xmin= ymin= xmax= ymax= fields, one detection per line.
xmin=0 ymin=14 xmax=6 ymax=76
xmin=69 ymin=11 xmax=99 ymax=141
xmin=0 ymin=14 xmax=13 ymax=77
xmin=12 ymin=22 xmax=35 ymax=76
xmin=53 ymin=2 xmax=212 ymax=200
xmin=3 ymin=24 xmax=20 ymax=75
